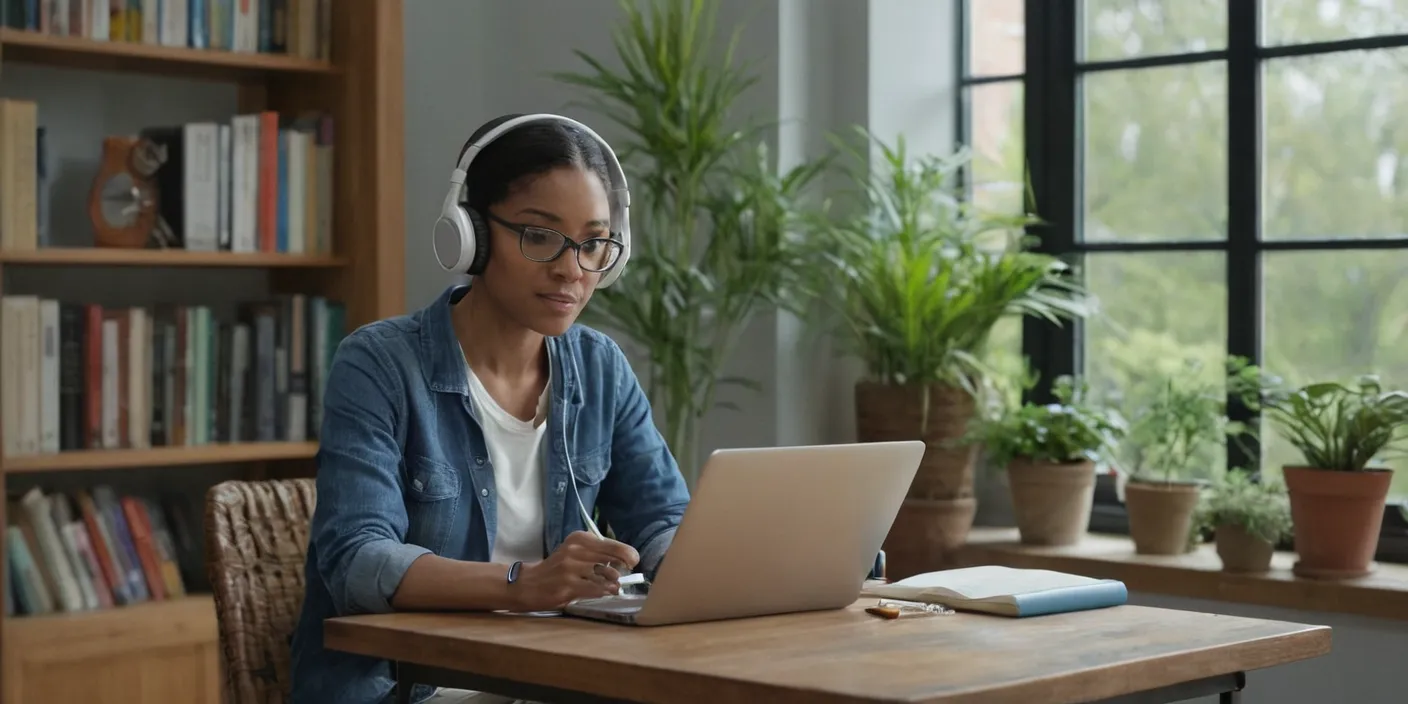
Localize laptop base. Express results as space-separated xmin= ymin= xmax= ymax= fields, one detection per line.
xmin=563 ymin=594 xmax=648 ymax=625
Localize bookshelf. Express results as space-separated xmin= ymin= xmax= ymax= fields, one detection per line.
xmin=0 ymin=2 xmax=405 ymax=703
xmin=0 ymin=247 xmax=346 ymax=267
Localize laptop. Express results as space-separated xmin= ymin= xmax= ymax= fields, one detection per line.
xmin=563 ymin=440 xmax=924 ymax=626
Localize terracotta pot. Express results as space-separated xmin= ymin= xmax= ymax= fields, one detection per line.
xmin=1006 ymin=458 xmax=1095 ymax=546
xmin=855 ymin=381 xmax=978 ymax=501
xmin=881 ymin=497 xmax=978 ymax=580
xmin=1124 ymin=480 xmax=1202 ymax=555
xmin=1283 ymin=466 xmax=1391 ymax=579
xmin=1215 ymin=522 xmax=1274 ymax=573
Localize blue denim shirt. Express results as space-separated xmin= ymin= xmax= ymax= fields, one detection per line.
xmin=289 ymin=284 xmax=691 ymax=704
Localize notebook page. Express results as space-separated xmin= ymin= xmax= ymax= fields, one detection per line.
xmin=894 ymin=565 xmax=1105 ymax=601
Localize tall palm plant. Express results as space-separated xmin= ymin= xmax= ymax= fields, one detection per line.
xmin=793 ymin=128 xmax=1091 ymax=560
xmin=801 ymin=128 xmax=1091 ymax=405
xmin=553 ymin=0 xmax=827 ymax=485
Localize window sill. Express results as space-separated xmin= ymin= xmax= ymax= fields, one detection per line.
xmin=951 ymin=527 xmax=1408 ymax=622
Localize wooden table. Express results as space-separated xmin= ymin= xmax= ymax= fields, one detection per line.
xmin=324 ymin=600 xmax=1331 ymax=704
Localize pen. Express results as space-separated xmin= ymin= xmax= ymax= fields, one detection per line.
xmin=582 ymin=506 xmax=644 ymax=586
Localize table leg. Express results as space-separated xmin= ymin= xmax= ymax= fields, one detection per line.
xmin=1220 ymin=670 xmax=1246 ymax=704
xmin=395 ymin=662 xmax=415 ymax=704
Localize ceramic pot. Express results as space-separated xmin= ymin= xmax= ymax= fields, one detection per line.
xmin=854 ymin=381 xmax=978 ymax=501
xmin=857 ymin=382 xmax=979 ymax=570
xmin=1124 ymin=480 xmax=1202 ymax=555
xmin=881 ymin=497 xmax=978 ymax=580
xmin=1006 ymin=458 xmax=1096 ymax=546
xmin=1215 ymin=523 xmax=1274 ymax=573
xmin=1283 ymin=466 xmax=1391 ymax=579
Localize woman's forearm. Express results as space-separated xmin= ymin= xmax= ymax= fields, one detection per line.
xmin=389 ymin=554 xmax=518 ymax=612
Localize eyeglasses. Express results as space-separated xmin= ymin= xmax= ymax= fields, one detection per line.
xmin=485 ymin=212 xmax=623 ymax=273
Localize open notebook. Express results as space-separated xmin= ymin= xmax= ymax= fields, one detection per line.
xmin=860 ymin=565 xmax=1127 ymax=617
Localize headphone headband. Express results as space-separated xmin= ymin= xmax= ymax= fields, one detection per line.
xmin=432 ymin=113 xmax=633 ymax=289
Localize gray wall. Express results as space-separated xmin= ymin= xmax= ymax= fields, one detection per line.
xmin=391 ymin=2 xmax=1396 ymax=702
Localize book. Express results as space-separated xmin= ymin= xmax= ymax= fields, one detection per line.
xmin=860 ymin=565 xmax=1128 ymax=618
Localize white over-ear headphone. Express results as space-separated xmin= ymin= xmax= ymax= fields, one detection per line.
xmin=431 ymin=113 xmax=633 ymax=289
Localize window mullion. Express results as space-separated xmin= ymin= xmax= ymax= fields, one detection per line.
xmin=1021 ymin=0 xmax=1080 ymax=406
xmin=1227 ymin=0 xmax=1262 ymax=474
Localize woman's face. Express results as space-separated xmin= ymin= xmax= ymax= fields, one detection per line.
xmin=479 ymin=165 xmax=613 ymax=337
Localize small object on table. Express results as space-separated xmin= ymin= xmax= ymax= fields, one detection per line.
xmin=866 ymin=599 xmax=954 ymax=619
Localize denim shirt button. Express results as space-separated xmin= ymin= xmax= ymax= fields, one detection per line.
xmin=475 ymin=456 xmax=485 ymax=465
xmin=480 ymin=488 xmax=489 ymax=497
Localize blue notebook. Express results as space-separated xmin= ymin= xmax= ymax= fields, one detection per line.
xmin=860 ymin=565 xmax=1128 ymax=618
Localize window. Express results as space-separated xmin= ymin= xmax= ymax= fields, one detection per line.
xmin=958 ymin=0 xmax=1027 ymax=404
xmin=957 ymin=0 xmax=1408 ymax=547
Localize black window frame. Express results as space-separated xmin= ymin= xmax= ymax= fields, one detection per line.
xmin=958 ymin=0 xmax=1408 ymax=556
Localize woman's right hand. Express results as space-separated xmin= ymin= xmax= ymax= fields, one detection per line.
xmin=512 ymin=530 xmax=641 ymax=611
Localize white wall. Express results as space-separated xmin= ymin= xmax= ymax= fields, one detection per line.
xmin=400 ymin=3 xmax=1403 ymax=702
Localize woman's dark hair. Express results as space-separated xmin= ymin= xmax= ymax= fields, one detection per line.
xmin=459 ymin=115 xmax=612 ymax=215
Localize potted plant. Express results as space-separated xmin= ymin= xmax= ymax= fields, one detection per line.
xmin=1260 ymin=375 xmax=1408 ymax=578
xmin=1194 ymin=470 xmax=1293 ymax=573
xmin=1119 ymin=357 xmax=1262 ymax=555
xmin=794 ymin=131 xmax=1092 ymax=566
xmin=965 ymin=375 xmax=1126 ymax=546
xmin=552 ymin=0 xmax=828 ymax=484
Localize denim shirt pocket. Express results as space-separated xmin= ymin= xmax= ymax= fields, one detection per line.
xmin=569 ymin=445 xmax=611 ymax=510
xmin=404 ymin=455 xmax=462 ymax=553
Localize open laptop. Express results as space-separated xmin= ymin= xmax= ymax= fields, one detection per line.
xmin=563 ymin=440 xmax=924 ymax=626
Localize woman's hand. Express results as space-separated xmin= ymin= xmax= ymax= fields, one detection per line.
xmin=512 ymin=531 xmax=641 ymax=611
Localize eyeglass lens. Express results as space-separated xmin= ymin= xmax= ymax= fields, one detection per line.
xmin=520 ymin=227 xmax=621 ymax=272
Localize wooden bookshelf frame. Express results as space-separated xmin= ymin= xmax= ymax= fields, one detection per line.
xmin=0 ymin=27 xmax=339 ymax=80
xmin=0 ymin=3 xmax=405 ymax=703
xmin=0 ymin=247 xmax=347 ymax=267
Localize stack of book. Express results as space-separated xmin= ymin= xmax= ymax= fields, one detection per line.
xmin=2 ymin=0 xmax=332 ymax=60
xmin=0 ymin=293 xmax=347 ymax=456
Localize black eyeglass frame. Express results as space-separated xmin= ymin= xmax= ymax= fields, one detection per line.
xmin=484 ymin=211 xmax=624 ymax=273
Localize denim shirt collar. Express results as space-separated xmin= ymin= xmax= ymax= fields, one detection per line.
xmin=418 ymin=283 xmax=583 ymax=408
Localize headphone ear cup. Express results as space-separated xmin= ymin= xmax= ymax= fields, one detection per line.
xmin=466 ymin=209 xmax=491 ymax=275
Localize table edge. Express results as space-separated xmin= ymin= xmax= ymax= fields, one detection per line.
xmin=323 ymin=611 xmax=1333 ymax=704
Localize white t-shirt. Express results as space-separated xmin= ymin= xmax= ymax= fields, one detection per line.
xmin=464 ymin=359 xmax=550 ymax=566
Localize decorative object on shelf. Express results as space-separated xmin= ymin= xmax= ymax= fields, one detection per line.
xmin=1193 ymin=470 xmax=1293 ymax=574
xmin=1117 ymin=357 xmax=1263 ymax=556
xmin=964 ymin=375 xmax=1126 ymax=547
xmin=792 ymin=129 xmax=1091 ymax=578
xmin=88 ymin=136 xmax=166 ymax=248
xmin=1261 ymin=374 xmax=1408 ymax=579
xmin=551 ymin=0 xmax=827 ymax=486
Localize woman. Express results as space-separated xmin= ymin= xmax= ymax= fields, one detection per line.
xmin=289 ymin=115 xmax=691 ymax=704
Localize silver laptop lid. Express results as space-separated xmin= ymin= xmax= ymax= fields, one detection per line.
xmin=633 ymin=440 xmax=925 ymax=626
